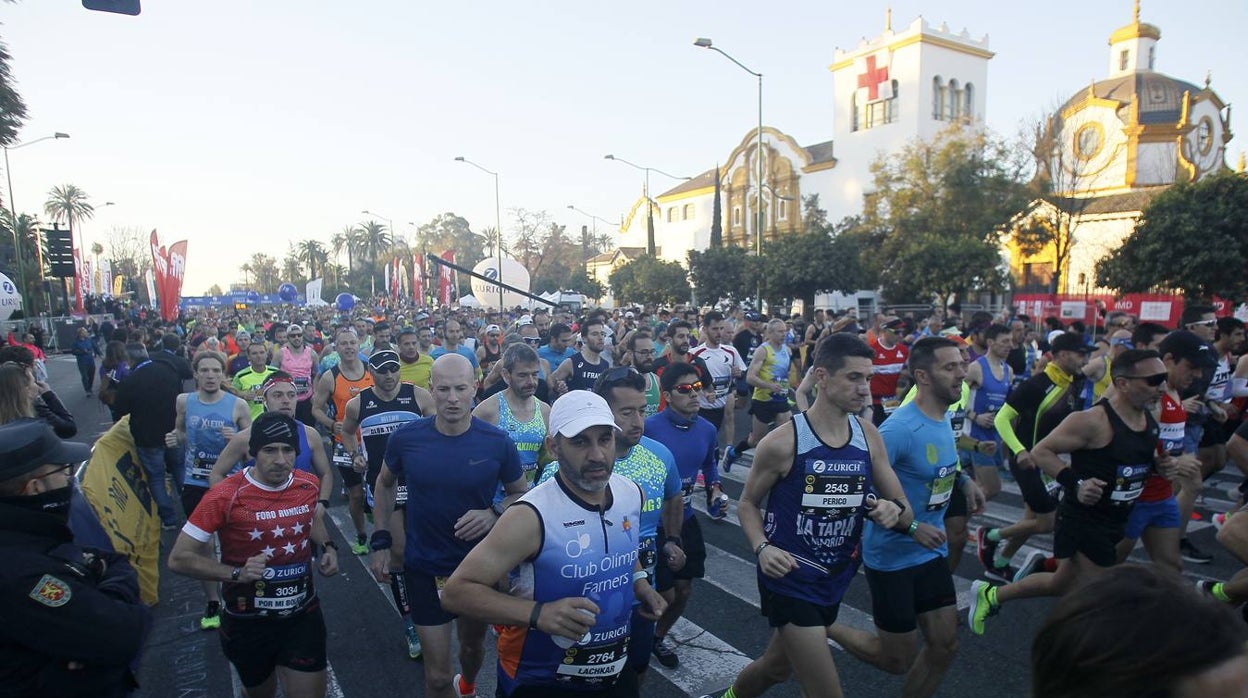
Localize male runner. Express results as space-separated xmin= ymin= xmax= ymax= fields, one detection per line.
xmin=209 ymin=371 xmax=335 ymax=508
xmin=620 ymin=330 xmax=663 ymax=417
xmin=964 ymin=323 xmax=1013 ymax=501
xmin=369 ymin=354 xmax=528 ymax=698
xmin=472 ymin=344 xmax=551 ymax=487
xmin=169 ymin=413 xmax=340 ymax=698
xmin=397 ymin=326 xmax=434 ymax=390
xmin=476 ymin=324 xmax=504 ymax=380
xmin=232 ymin=342 xmax=279 ymax=421
xmin=969 ymin=349 xmax=1166 ymax=636
xmin=443 ymin=390 xmax=668 ymax=698
xmin=312 ymin=327 xmax=374 ymax=555
xmin=827 ymin=336 xmax=984 ymax=698
xmin=703 ymin=334 xmax=908 ymax=698
xmin=722 ymin=319 xmax=793 ymax=471
xmin=536 ymin=322 xmax=576 ymax=373
xmin=1005 ymin=317 xmax=1036 ymax=389
xmin=550 ymin=317 xmax=611 ymax=395
xmin=979 ymin=332 xmax=1090 ymax=582
xmin=869 ymin=316 xmax=910 ymax=426
xmin=652 ymin=320 xmax=712 ymax=411
xmin=430 ymin=319 xmax=480 ymax=374
xmin=731 ymin=311 xmax=765 ymax=405
xmin=645 ymin=363 xmax=722 ymax=669
xmin=340 ymin=349 xmax=434 ymax=659
xmin=170 ymin=351 xmax=250 ymax=630
xmin=691 ymin=311 xmax=747 ymax=450
xmin=275 ymin=324 xmax=319 ymax=426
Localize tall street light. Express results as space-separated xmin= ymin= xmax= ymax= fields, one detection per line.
xmin=566 ymin=205 xmax=623 ymax=261
xmin=603 ymin=154 xmax=690 ymax=257
xmin=4 ymin=132 xmax=69 ymax=315
xmin=694 ymin=37 xmax=765 ymax=307
xmin=454 ymin=156 xmax=504 ymax=311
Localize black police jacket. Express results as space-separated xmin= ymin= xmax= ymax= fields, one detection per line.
xmin=0 ymin=500 xmax=150 ymax=698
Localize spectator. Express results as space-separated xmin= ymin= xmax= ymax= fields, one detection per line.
xmin=98 ymin=340 xmax=131 ymax=420
xmin=70 ymin=327 xmax=101 ymax=397
xmin=0 ymin=351 xmax=76 ymax=438
xmin=114 ymin=346 xmax=185 ymax=530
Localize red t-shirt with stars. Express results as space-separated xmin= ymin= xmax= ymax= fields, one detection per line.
xmin=185 ymin=467 xmax=321 ymax=617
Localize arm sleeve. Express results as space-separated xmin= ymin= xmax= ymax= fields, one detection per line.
xmin=1233 ymin=377 xmax=1248 ymax=398
xmin=995 ymin=403 xmax=1026 ymax=456
xmin=36 ymin=391 xmax=78 ymax=439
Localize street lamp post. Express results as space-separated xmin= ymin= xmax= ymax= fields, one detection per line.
xmin=603 ymin=155 xmax=690 ymax=258
xmin=566 ymin=205 xmax=623 ymax=261
xmin=4 ymin=132 xmax=70 ymax=315
xmin=694 ymin=38 xmax=765 ymax=308
xmin=454 ymin=156 xmax=504 ymax=311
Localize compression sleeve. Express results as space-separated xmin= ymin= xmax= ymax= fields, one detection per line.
xmin=995 ymin=404 xmax=1026 ymax=456
xmin=1234 ymin=377 xmax=1248 ymax=398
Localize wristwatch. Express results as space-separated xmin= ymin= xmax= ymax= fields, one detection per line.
xmin=230 ymin=567 xmax=241 ymax=581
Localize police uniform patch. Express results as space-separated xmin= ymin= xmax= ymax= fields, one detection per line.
xmin=29 ymin=574 xmax=72 ymax=607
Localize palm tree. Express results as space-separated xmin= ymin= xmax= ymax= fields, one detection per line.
xmin=331 ymin=226 xmax=359 ymax=278
xmin=0 ymin=36 xmax=29 ymax=147
xmin=2 ymin=210 xmax=43 ymax=308
xmin=43 ymin=184 xmax=94 ymax=234
xmin=295 ymin=238 xmax=327 ymax=280
xmin=357 ymin=219 xmax=392 ymax=294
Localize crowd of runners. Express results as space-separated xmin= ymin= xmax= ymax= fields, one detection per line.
xmin=4 ymin=298 xmax=1248 ymax=697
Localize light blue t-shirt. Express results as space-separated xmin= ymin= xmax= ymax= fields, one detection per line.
xmin=430 ymin=344 xmax=479 ymax=369
xmin=862 ymin=401 xmax=958 ymax=571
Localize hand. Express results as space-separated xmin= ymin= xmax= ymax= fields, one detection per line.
xmin=1181 ymin=396 xmax=1204 ymax=414
xmin=34 ymin=380 xmax=51 ymax=394
xmin=663 ymin=542 xmax=686 ymax=572
xmin=1015 ymin=450 xmax=1036 ymax=470
xmin=237 ymin=552 xmax=268 ymax=583
xmin=635 ymin=582 xmax=668 ymax=622
xmin=911 ymin=522 xmax=947 ymax=550
xmin=332 ymin=421 xmax=344 ymax=436
xmin=962 ymin=479 xmax=987 ymax=515
xmin=1173 ymin=455 xmax=1202 ymax=481
xmin=164 ymin=431 xmax=178 ymax=448
xmin=318 ymin=548 xmax=338 ymax=577
xmin=1209 ymin=402 xmax=1228 ymax=423
xmin=864 ymin=498 xmax=900 ymax=530
xmin=453 ymin=508 xmax=497 ymax=542
xmin=974 ymin=413 xmax=994 ymax=429
xmin=536 ymin=597 xmax=600 ymax=642
xmin=352 ymin=452 xmax=368 ymax=473
xmin=1076 ymin=477 xmax=1107 ymax=506
xmin=757 ymin=545 xmax=798 ymax=579
xmin=220 ymin=425 xmax=236 ymax=439
xmin=370 ymin=549 xmax=391 ymax=584
xmin=977 ymin=440 xmax=998 ymax=457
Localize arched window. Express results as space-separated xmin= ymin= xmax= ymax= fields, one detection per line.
xmin=857 ymin=80 xmax=900 ymax=130
xmin=732 ymin=206 xmax=742 ymax=226
xmin=682 ymin=203 xmax=695 ymax=221
xmin=948 ymin=79 xmax=960 ymax=119
xmin=963 ymin=83 xmax=974 ymax=120
xmin=933 ymin=76 xmax=944 ymax=120
xmin=666 ymin=207 xmax=674 ymax=223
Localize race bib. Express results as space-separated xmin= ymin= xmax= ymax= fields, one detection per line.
xmin=189 ymin=454 xmax=216 ymax=482
xmin=555 ymin=634 xmax=629 ymax=683
xmin=395 ymin=483 xmax=408 ymax=507
xmin=800 ymin=458 xmax=867 ymax=516
xmin=639 ymin=537 xmax=657 ymax=574
xmin=1109 ymin=463 xmax=1149 ymax=505
xmin=293 ymin=376 xmax=311 ymax=394
xmin=681 ymin=480 xmax=695 ymax=508
xmin=881 ymin=396 xmax=901 ymax=415
xmin=240 ymin=563 xmax=311 ymax=616
xmin=332 ymin=446 xmax=352 ymax=469
xmin=927 ymin=465 xmax=956 ymax=511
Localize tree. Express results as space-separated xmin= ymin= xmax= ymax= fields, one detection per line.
xmin=1 ymin=211 xmax=44 ymax=310
xmin=281 ymin=244 xmax=304 ymax=287
xmin=331 ymin=225 xmax=359 ymax=279
xmin=43 ymin=184 xmax=95 ymax=234
xmin=862 ymin=125 xmax=1030 ymax=307
xmin=295 ymin=238 xmax=327 ymax=280
xmin=415 ymin=213 xmax=486 ymax=296
xmin=0 ymin=36 xmax=28 ymax=148
xmin=240 ymin=253 xmax=280 ymax=293
xmin=608 ymin=255 xmax=690 ymax=307
xmin=761 ymin=219 xmax=875 ymax=317
xmin=687 ymin=246 xmax=759 ymax=306
xmin=206 ymin=283 xmax=223 ymax=296
xmin=105 ymin=225 xmax=151 ymax=292
xmin=356 ymin=219 xmax=392 ymax=294
xmin=1097 ymin=172 xmax=1248 ymax=301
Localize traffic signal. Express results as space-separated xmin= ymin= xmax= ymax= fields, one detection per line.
xmin=44 ymin=228 xmax=76 ymax=278
xmin=82 ymin=0 xmax=140 ymax=16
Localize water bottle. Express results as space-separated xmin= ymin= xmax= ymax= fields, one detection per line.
xmin=709 ymin=492 xmax=730 ymax=519
xmin=551 ymin=607 xmax=596 ymax=649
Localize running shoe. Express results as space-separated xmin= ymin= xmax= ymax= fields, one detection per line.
xmin=1012 ymin=550 xmax=1047 ymax=583
xmin=719 ymin=446 xmax=738 ymax=473
xmin=200 ymin=601 xmax=221 ymax=631
xmin=452 ymin=673 xmax=476 ymax=697
xmin=351 ymin=534 xmax=369 ymax=556
xmin=968 ymin=580 xmax=999 ymax=636
xmin=1195 ymin=579 xmax=1220 ymax=598
xmin=984 ymin=565 xmax=1015 ymax=585
xmin=698 ymin=690 xmax=732 ymax=698
xmin=652 ymin=636 xmax=680 ymax=668
xmin=405 ymin=623 xmax=423 ymax=659
xmin=1180 ymin=538 xmax=1213 ymax=564
xmin=976 ymin=527 xmax=999 ymax=571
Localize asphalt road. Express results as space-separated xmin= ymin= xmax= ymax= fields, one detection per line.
xmin=46 ymin=355 xmax=1246 ymax=697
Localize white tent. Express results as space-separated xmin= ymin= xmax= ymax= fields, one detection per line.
xmin=458 ymin=294 xmax=482 ymax=308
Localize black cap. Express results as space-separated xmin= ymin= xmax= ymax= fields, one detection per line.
xmin=744 ymin=311 xmax=763 ymax=322
xmin=368 ymin=349 xmax=401 ymax=370
xmin=1159 ymin=330 xmax=1217 ymax=368
xmin=1050 ymin=332 xmax=1091 ymax=355
xmin=248 ymin=413 xmax=302 ymax=457
xmin=0 ymin=420 xmax=91 ymax=481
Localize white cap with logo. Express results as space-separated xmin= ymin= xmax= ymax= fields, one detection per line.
xmin=548 ymin=390 xmax=621 ymax=438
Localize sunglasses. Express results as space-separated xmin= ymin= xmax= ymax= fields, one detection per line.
xmin=371 ymin=364 xmax=400 ymax=374
xmin=35 ymin=463 xmax=75 ymax=482
xmin=1122 ymin=372 xmax=1167 ymax=386
xmin=523 ymin=337 xmax=541 ymax=345
xmin=1187 ymin=319 xmax=1217 ymax=328
xmin=672 ymin=382 xmax=702 ymax=394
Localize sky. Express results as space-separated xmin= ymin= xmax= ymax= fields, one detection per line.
xmin=4 ymin=1 xmax=1246 ymax=295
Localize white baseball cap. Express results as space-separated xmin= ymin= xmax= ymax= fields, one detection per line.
xmin=549 ymin=391 xmax=620 ymax=438
xmin=518 ymin=314 xmax=534 ymax=326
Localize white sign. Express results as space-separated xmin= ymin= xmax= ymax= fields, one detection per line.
xmin=0 ymin=271 xmax=21 ymax=321
xmin=469 ymin=257 xmax=532 ymax=310
xmin=1059 ymin=301 xmax=1086 ymax=319
xmin=1139 ymin=301 xmax=1172 ymax=322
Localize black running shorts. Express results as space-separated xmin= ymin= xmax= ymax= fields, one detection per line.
xmin=656 ymin=516 xmax=707 ymax=590
xmin=1008 ymin=454 xmax=1059 ymax=515
xmin=405 ymin=568 xmax=456 ymax=626
xmin=864 ymin=556 xmax=957 ymax=634
xmin=758 ymin=579 xmax=840 ymax=629
xmin=1052 ymin=502 xmax=1125 ymax=568
xmin=220 ymin=605 xmax=327 ymax=688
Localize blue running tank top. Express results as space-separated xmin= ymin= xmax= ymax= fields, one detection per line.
xmin=497 ymin=393 xmax=547 ymax=485
xmin=970 ymin=355 xmax=1011 ymax=441
xmin=498 ymin=473 xmax=643 ymax=694
xmin=760 ymin=412 xmax=872 ymax=607
xmin=183 ymin=393 xmax=241 ymax=489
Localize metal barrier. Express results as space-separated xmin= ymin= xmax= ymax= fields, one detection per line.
xmin=2 ymin=314 xmax=115 ymax=353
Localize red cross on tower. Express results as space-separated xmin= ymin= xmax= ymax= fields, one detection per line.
xmin=856 ymin=54 xmax=890 ymax=101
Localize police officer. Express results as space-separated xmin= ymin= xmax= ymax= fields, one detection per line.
xmin=0 ymin=419 xmax=150 ymax=698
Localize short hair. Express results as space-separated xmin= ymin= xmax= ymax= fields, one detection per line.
xmin=193 ymin=351 xmax=227 ymax=371
xmin=398 ymin=326 xmax=418 ymax=338
xmin=1110 ymin=349 xmax=1162 ymax=381
xmin=0 ymin=344 xmax=35 ymax=366
xmin=374 ymin=321 xmax=390 ymax=333
xmin=668 ymin=320 xmax=693 ymax=335
xmin=126 ymin=342 xmax=149 ymax=364
xmin=1132 ymin=322 xmax=1168 ymax=348
xmin=336 ymin=326 xmax=358 ymax=340
xmin=501 ymin=343 xmax=539 ymax=373
xmin=582 ymin=317 xmax=606 ymax=334
xmin=1015 ymin=314 xmax=1031 ymax=323
xmin=625 ymin=330 xmax=653 ymax=353
xmin=162 ymin=334 xmax=181 ymax=352
xmin=1216 ymin=317 xmax=1244 ymax=340
xmin=1181 ymin=304 xmax=1215 ymax=326
xmin=549 ymin=322 xmax=572 ymax=339
xmin=811 ymin=333 xmax=875 ymax=375
xmin=908 ymin=336 xmax=959 ymax=376
xmin=984 ymin=323 xmax=1010 ymax=342
xmin=660 ymin=362 xmax=700 ymax=392
xmin=593 ymin=366 xmax=645 ymax=404
xmin=703 ymin=310 xmax=725 ymax=326
xmin=1032 ymin=564 xmax=1247 ymax=698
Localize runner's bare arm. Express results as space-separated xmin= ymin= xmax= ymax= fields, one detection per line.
xmin=310 ymin=371 xmax=335 ymax=431
xmin=209 ymin=430 xmax=249 ymax=486
xmin=471 ymin=394 xmax=500 ymax=425
xmin=232 ymin=396 xmax=251 ymax=433
xmin=739 ymin=424 xmax=799 ymax=578
xmin=1033 ymin=409 xmax=1106 ymax=478
xmin=339 ymin=396 xmax=362 ymax=462
xmin=369 ymin=462 xmax=399 ymax=583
